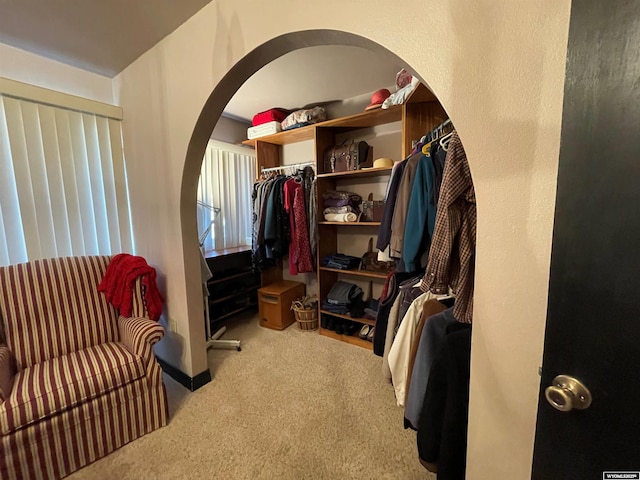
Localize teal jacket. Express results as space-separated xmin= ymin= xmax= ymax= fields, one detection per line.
xmin=402 ymin=154 xmax=437 ymax=272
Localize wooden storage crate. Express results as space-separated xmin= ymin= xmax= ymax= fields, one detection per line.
xmin=258 ymin=280 xmax=306 ymax=330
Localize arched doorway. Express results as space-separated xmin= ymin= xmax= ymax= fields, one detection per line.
xmin=180 ymin=29 xmax=451 ymax=367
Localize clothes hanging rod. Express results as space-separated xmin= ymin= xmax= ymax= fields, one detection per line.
xmin=261 ymin=161 xmax=315 ymax=173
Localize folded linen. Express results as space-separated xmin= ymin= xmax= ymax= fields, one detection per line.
xmin=323 ymin=206 xmax=358 ymax=215
xmin=322 ymin=190 xmax=362 ymax=202
xmin=325 ymin=212 xmax=358 ymax=222
xmin=327 ymin=281 xmax=363 ymax=304
xmin=322 ymin=253 xmax=362 ymax=271
xmin=326 ymin=261 xmax=359 ymax=270
xmin=323 ymin=198 xmax=358 ymax=208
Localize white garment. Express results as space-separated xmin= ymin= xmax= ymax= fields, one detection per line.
xmin=381 ymin=77 xmax=420 ymax=109
xmin=377 ymin=246 xmax=393 ymax=263
xmin=388 ymin=291 xmax=436 ymax=406
xmin=382 ymin=294 xmax=403 ymax=382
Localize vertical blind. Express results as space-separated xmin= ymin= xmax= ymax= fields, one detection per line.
xmin=0 ymin=94 xmax=133 ymax=266
xmin=197 ymin=141 xmax=256 ymax=252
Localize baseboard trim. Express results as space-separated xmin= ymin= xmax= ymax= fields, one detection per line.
xmin=157 ymin=357 xmax=212 ymax=391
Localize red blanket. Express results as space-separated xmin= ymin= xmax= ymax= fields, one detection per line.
xmin=98 ymin=254 xmax=164 ymax=321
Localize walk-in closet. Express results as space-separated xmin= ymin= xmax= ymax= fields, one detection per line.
xmin=199 ymin=45 xmax=476 ymax=479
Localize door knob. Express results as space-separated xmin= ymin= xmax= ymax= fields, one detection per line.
xmin=545 ymin=375 xmax=592 ymax=412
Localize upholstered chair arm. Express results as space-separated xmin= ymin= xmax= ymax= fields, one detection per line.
xmin=0 ymin=344 xmax=16 ymax=403
xmin=118 ymin=316 xmax=165 ymax=385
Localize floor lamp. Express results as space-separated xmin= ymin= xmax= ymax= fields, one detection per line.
xmin=198 ymin=201 xmax=241 ymax=351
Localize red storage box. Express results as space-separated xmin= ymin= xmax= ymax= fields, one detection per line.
xmin=252 ymin=108 xmax=290 ymax=127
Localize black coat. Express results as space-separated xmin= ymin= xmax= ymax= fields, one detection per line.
xmin=417 ymin=323 xmax=472 ymax=480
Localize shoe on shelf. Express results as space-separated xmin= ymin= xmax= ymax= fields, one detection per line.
xmin=321 ymin=316 xmax=328 ymax=329
xmin=326 ymin=317 xmax=336 ymax=331
xmin=343 ymin=321 xmax=359 ymax=337
xmin=335 ymin=320 xmax=345 ymax=335
xmin=366 ymin=326 xmax=375 ymax=342
xmin=359 ymin=324 xmax=370 ymax=339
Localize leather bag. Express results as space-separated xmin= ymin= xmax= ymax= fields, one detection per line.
xmin=360 ymin=238 xmax=396 ymax=273
xmin=324 ymin=140 xmax=371 ymax=173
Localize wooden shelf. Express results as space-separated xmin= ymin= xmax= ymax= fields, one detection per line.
xmin=316 ymin=166 xmax=393 ymax=179
xmin=319 ymin=326 xmax=373 ymax=350
xmin=242 ymin=105 xmax=402 ymax=147
xmin=318 ymin=221 xmax=381 ymax=226
xmin=204 ymin=246 xmax=251 ymax=259
xmin=211 ymin=303 xmax=257 ymax=323
xmin=208 ymin=270 xmax=254 ymax=286
xmin=247 ymin=83 xmax=444 ymax=351
xmin=319 ymin=266 xmax=388 ymax=279
xmin=210 ymin=285 xmax=260 ymax=305
xmin=320 ymin=310 xmax=376 ymax=327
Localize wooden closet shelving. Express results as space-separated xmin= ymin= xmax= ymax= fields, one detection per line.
xmin=250 ymin=84 xmax=447 ymax=350
xmin=317 ymin=221 xmax=381 ymax=226
xmin=318 ymin=266 xmax=388 ymax=279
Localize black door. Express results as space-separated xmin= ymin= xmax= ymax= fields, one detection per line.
xmin=532 ymin=0 xmax=640 ymax=477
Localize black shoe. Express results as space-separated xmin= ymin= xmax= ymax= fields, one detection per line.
xmin=326 ymin=317 xmax=336 ymax=331
xmin=335 ymin=320 xmax=345 ymax=335
xmin=343 ymin=321 xmax=359 ymax=336
xmin=321 ymin=316 xmax=328 ymax=329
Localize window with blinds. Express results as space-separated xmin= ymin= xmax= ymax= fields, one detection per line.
xmin=197 ymin=140 xmax=256 ymax=253
xmin=0 ymin=82 xmax=133 ymax=266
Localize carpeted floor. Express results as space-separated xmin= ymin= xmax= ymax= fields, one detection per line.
xmin=69 ymin=311 xmax=433 ymax=479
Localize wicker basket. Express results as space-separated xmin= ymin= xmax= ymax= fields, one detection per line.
xmin=291 ymin=305 xmax=319 ymax=331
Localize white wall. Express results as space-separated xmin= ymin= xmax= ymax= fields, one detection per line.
xmin=0 ymin=43 xmax=114 ymax=104
xmin=112 ymin=0 xmax=571 ymax=478
xmin=212 ymin=114 xmax=250 ymax=145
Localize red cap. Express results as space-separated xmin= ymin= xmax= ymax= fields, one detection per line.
xmin=364 ymin=89 xmax=391 ymax=111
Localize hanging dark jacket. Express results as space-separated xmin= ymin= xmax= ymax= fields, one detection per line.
xmin=417 ymin=322 xmax=472 ymax=480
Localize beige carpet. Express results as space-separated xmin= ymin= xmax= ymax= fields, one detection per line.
xmin=69 ymin=311 xmax=434 ymax=479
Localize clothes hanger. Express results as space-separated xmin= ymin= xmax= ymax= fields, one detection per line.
xmin=439 ymin=131 xmax=454 ymax=151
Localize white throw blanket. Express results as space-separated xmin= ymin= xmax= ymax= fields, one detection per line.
xmin=324 ymin=212 xmax=358 ymax=222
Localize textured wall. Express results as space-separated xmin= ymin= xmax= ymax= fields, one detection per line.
xmin=0 ymin=43 xmax=114 ymax=103
xmin=112 ymin=0 xmax=571 ymax=477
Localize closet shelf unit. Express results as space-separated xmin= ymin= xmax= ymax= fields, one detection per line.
xmin=318 ymin=266 xmax=389 ymax=279
xmin=319 ymin=310 xmax=377 ymax=327
xmin=247 ymin=84 xmax=447 ymax=349
xmin=317 ymin=221 xmax=381 ymax=226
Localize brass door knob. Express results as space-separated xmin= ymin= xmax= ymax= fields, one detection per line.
xmin=545 ymin=375 xmax=592 ymax=412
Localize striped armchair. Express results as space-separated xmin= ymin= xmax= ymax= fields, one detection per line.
xmin=0 ymin=256 xmax=169 ymax=480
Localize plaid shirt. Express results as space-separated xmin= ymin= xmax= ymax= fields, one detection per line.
xmin=420 ymin=131 xmax=476 ymax=323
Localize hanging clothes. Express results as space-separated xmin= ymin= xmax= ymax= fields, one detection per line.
xmin=388 ymin=290 xmax=437 ymax=406
xmin=404 ymin=299 xmax=448 ymax=408
xmin=377 ymin=160 xmax=407 ymax=252
xmin=373 ymin=271 xmax=417 ymax=356
xmin=417 ymin=322 xmax=472 ymax=480
xmin=292 ymin=181 xmax=314 ymax=273
xmin=252 ymin=168 xmax=315 ymax=274
xmin=308 ymin=176 xmax=318 ymax=262
xmin=403 ymin=308 xmax=458 ymax=430
xmin=420 ymin=131 xmax=476 ymax=323
xmin=389 ymin=152 xmax=422 ymax=260
xmin=402 ymin=150 xmax=438 ymax=272
xmin=381 ymin=275 xmax=423 ymax=382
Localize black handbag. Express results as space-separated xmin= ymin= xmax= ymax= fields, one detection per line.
xmin=324 ymin=140 xmax=372 ymax=173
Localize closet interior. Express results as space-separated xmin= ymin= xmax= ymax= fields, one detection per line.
xmin=208 ymin=62 xmax=476 ymax=478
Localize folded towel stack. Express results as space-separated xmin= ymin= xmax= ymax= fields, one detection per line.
xmin=324 ymin=212 xmax=358 ymax=222
xmin=322 ymin=190 xmax=361 ymax=222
